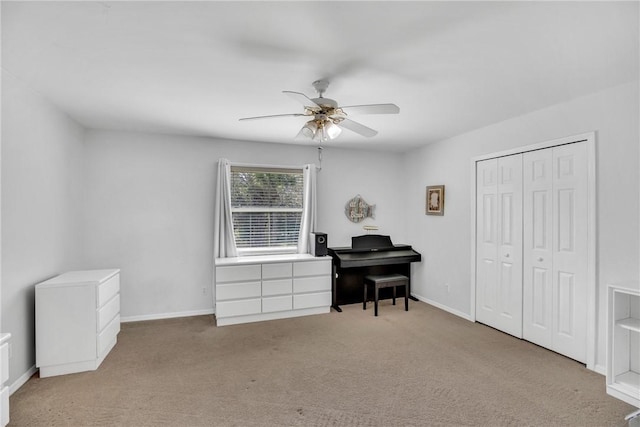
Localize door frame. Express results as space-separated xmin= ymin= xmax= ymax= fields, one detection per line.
xmin=469 ymin=131 xmax=596 ymax=371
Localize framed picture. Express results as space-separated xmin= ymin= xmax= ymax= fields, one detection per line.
xmin=426 ymin=185 xmax=445 ymax=216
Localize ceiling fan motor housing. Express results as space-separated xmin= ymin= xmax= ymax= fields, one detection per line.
xmin=311 ymin=97 xmax=338 ymax=109
xmin=312 ymin=79 xmax=330 ymax=97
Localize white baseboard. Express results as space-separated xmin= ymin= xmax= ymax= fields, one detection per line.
xmin=412 ymin=294 xmax=474 ymax=322
xmin=593 ymin=364 xmax=606 ymax=376
xmin=121 ymin=308 xmax=214 ymax=323
xmin=10 ymin=365 xmax=37 ymax=395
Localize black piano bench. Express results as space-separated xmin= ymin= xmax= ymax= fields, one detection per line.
xmin=363 ymin=274 xmax=409 ymax=316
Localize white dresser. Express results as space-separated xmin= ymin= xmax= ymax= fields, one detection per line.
xmin=215 ymin=255 xmax=331 ymax=326
xmin=36 ymin=269 xmax=121 ymax=378
xmin=0 ymin=333 xmax=10 ymax=427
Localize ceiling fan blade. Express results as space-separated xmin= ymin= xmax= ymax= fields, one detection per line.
xmin=283 ymin=91 xmax=320 ymax=108
xmin=239 ymin=113 xmax=306 ymax=121
xmin=340 ymin=103 xmax=400 ymax=115
xmin=339 ymin=118 xmax=378 ymax=137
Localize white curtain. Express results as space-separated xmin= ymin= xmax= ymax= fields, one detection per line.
xmin=297 ymin=164 xmax=317 ymax=254
xmin=214 ymin=159 xmax=238 ymax=258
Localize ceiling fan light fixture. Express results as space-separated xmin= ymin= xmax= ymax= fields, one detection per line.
xmin=325 ymin=120 xmax=342 ymax=139
xmin=301 ymin=120 xmax=317 ymax=139
xmin=313 ymin=122 xmax=326 ymax=142
xmin=302 ymin=119 xmax=343 ymax=142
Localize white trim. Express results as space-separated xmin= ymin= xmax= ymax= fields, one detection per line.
xmin=412 ymin=293 xmax=474 ymax=322
xmin=216 ymin=306 xmax=329 ymax=326
xmin=121 ymin=308 xmax=214 ymax=323
xmin=229 ymin=161 xmax=304 ymax=171
xmin=469 ymin=131 xmax=597 ymax=371
xmin=585 ymin=135 xmax=597 ymax=372
xmin=593 ymin=364 xmax=606 ymax=376
xmin=472 ymin=131 xmax=593 ymax=162
xmin=469 ymin=157 xmax=478 ymax=322
xmin=10 ymin=365 xmax=36 ymax=395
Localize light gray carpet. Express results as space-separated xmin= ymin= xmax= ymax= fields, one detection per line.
xmin=9 ymin=301 xmax=635 ymax=426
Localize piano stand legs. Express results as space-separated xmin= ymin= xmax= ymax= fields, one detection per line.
xmin=409 ymin=295 xmax=419 ymax=302
xmin=332 ymin=305 xmax=343 ymax=313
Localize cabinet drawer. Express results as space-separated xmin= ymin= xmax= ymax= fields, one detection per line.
xmin=97 ymin=315 xmax=120 ymax=358
xmin=216 ymin=298 xmax=261 ymax=318
xmin=262 ymin=263 xmax=292 ymax=279
xmin=262 ymin=295 xmax=293 ymax=313
xmin=98 ymin=274 xmax=119 ymax=308
xmin=98 ymin=294 xmax=120 ymax=332
xmin=293 ymin=259 xmax=331 ymax=277
xmin=216 ymin=265 xmax=261 ymax=283
xmin=216 ymin=281 xmax=261 ymax=301
xmin=0 ymin=343 xmax=8 ymax=385
xmin=294 ymin=292 xmax=331 ymax=309
xmin=262 ymin=279 xmax=293 ymax=296
xmin=294 ymin=276 xmax=331 ymax=293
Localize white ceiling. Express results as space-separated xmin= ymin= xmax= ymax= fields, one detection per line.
xmin=2 ymin=1 xmax=638 ymax=152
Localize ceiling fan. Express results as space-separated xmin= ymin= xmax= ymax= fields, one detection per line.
xmin=239 ymin=80 xmax=400 ymax=142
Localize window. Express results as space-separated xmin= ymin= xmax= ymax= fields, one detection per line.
xmin=230 ymin=166 xmax=304 ymax=254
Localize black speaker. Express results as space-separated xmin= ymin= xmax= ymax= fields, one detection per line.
xmin=310 ymin=232 xmax=328 ymax=256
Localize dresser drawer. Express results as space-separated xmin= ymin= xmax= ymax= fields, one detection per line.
xmin=262 ymin=278 xmax=293 ymax=296
xmin=294 ymin=292 xmax=331 ymax=309
xmin=262 ymin=295 xmax=293 ymax=313
xmin=294 ymin=276 xmax=331 ymax=293
xmin=293 ymin=259 xmax=331 ymax=277
xmin=262 ymin=262 xmax=292 ymax=279
xmin=216 ymin=281 xmax=261 ymax=301
xmin=98 ymin=294 xmax=120 ymax=332
xmin=97 ymin=315 xmax=120 ymax=358
xmin=98 ymin=274 xmax=119 ymax=308
xmin=216 ymin=265 xmax=261 ymax=283
xmin=216 ymin=298 xmax=261 ymax=318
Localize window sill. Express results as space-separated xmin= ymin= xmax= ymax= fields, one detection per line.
xmin=215 ymin=253 xmax=329 ymax=266
xmin=236 ymin=246 xmax=298 ymax=257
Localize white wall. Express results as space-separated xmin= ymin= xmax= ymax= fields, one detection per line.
xmin=403 ymin=81 xmax=640 ymax=369
xmin=82 ymin=130 xmax=406 ymax=320
xmin=1 ymin=72 xmax=85 ymax=385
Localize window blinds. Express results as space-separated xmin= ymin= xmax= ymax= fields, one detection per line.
xmin=230 ymin=167 xmax=304 ymax=249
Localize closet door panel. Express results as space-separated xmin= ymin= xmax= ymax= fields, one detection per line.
xmin=523 ymin=149 xmax=554 ymax=348
xmin=551 ymin=143 xmax=588 ymax=362
xmin=496 ymin=155 xmax=523 ymax=337
xmin=476 ymin=155 xmax=522 ymax=337
xmin=523 ymin=142 xmax=588 ymax=363
xmin=476 ymin=159 xmax=499 ymax=325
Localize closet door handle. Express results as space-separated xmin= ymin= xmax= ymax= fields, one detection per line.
xmin=537 ymin=257 xmax=544 ymax=262
xmin=505 ymin=253 xmax=510 ymax=258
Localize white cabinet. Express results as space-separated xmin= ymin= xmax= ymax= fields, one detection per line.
xmin=607 ymin=283 xmax=640 ymax=409
xmin=215 ymin=255 xmax=331 ymax=326
xmin=36 ymin=269 xmax=121 ymax=378
xmin=0 ymin=333 xmax=10 ymax=427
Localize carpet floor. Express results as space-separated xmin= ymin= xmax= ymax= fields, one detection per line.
xmin=8 ymin=301 xmax=636 ymax=426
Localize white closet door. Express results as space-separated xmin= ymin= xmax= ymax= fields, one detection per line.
xmin=523 ymin=149 xmax=554 ymax=348
xmin=476 ymin=155 xmax=523 ymax=337
xmin=551 ymin=142 xmax=588 ymax=362
xmin=523 ymin=142 xmax=588 ymax=363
